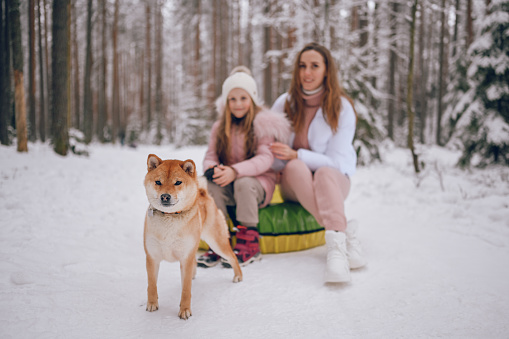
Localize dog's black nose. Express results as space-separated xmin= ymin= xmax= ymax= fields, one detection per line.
xmin=160 ymin=194 xmax=172 ymax=204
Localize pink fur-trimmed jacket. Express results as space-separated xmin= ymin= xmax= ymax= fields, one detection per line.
xmin=203 ymin=103 xmax=291 ymax=207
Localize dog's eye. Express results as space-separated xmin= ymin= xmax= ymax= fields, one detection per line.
xmin=155 ymin=181 xmax=162 ymax=185
xmin=175 ymin=181 xmax=182 ymax=186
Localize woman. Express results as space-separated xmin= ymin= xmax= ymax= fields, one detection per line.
xmin=270 ymin=43 xmax=366 ymax=283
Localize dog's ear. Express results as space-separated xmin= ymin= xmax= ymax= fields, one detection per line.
xmin=181 ymin=159 xmax=196 ymax=178
xmin=147 ymin=154 xmax=163 ymax=171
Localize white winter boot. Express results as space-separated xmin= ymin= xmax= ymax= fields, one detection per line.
xmin=324 ymin=231 xmax=351 ymax=283
xmin=345 ymin=220 xmax=367 ymax=269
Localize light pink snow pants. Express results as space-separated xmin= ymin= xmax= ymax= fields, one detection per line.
xmin=279 ymin=159 xmax=350 ymax=232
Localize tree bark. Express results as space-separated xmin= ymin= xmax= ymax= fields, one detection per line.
xmin=436 ymin=0 xmax=446 ymax=146
xmin=452 ymin=0 xmax=460 ymax=57
xmin=263 ymin=1 xmax=272 ymax=105
xmin=407 ymin=0 xmax=420 ymax=173
xmin=98 ymin=0 xmax=107 ymax=142
xmin=37 ymin=0 xmax=46 ymax=142
xmin=112 ymin=0 xmax=120 ymax=142
xmin=466 ymin=0 xmax=473 ymax=47
xmin=155 ymin=0 xmax=163 ymax=144
xmin=194 ymin=0 xmax=201 ymax=99
xmin=0 ymin=0 xmax=10 ymax=145
xmin=43 ymin=0 xmax=50 ymax=138
xmin=83 ymin=0 xmax=93 ymax=144
xmin=29 ymin=0 xmax=36 ymax=141
xmin=51 ymin=0 xmax=70 ymax=155
xmin=417 ymin=0 xmax=426 ymax=143
xmin=72 ymin=0 xmax=80 ymax=130
xmin=9 ymin=0 xmax=28 ymax=152
xmin=207 ymin=0 xmax=217 ymax=111
xmin=387 ymin=2 xmax=398 ymax=140
xmin=145 ymin=1 xmax=152 ymax=130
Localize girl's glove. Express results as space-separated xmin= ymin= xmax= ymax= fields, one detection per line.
xmin=204 ymin=166 xmax=217 ymax=182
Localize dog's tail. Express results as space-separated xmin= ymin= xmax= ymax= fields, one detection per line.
xmin=198 ymin=176 xmax=208 ymax=191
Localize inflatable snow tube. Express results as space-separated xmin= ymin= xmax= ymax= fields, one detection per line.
xmin=257 ymin=201 xmax=325 ymax=253
xmin=199 ymin=195 xmax=325 ymax=254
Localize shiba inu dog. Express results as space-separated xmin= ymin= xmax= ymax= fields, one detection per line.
xmin=143 ymin=154 xmax=242 ymax=320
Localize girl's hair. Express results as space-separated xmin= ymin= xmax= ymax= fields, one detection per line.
xmin=285 ymin=42 xmax=355 ymax=133
xmin=216 ymin=95 xmax=260 ymax=165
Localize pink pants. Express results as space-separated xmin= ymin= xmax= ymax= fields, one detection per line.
xmin=279 ymin=159 xmax=350 ymax=232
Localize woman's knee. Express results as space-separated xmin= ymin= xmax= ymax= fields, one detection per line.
xmin=314 ymin=166 xmax=350 ymax=197
xmin=284 ymin=159 xmax=310 ymax=176
xmin=314 ymin=166 xmax=344 ymax=182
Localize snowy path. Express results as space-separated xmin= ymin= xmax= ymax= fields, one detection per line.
xmin=1 ymin=143 xmax=508 ymax=338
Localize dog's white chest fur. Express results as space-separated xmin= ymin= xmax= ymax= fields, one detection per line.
xmin=144 ymin=209 xmax=198 ymax=263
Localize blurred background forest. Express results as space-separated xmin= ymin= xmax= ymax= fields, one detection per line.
xmin=0 ymin=0 xmax=507 ymax=168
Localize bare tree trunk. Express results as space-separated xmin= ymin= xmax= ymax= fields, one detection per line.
xmin=111 ymin=0 xmax=119 ymax=143
xmin=263 ymin=1 xmax=272 ymax=105
xmin=359 ymin=4 xmax=368 ymax=49
xmin=436 ymin=0 xmax=446 ymax=146
xmin=215 ymin=1 xmax=223 ymax=96
xmin=83 ymin=0 xmax=93 ymax=144
xmin=194 ymin=0 xmax=201 ymax=99
xmin=236 ymin=0 xmax=242 ymax=66
xmin=139 ymin=50 xmax=144 ymax=126
xmin=422 ymin=5 xmax=434 ymax=142
xmin=145 ymin=1 xmax=152 ymax=131
xmin=0 ymin=0 xmax=11 ymax=145
xmin=466 ymin=0 xmax=473 ymax=47
xmin=51 ymin=0 xmax=70 ymax=155
xmin=37 ymin=0 xmax=46 ymax=142
xmin=417 ymin=0 xmax=426 ymax=143
xmin=407 ymin=0 xmax=420 ymax=173
xmin=452 ymin=0 xmax=460 ymax=57
xmin=245 ymin=0 xmax=254 ymax=69
xmin=387 ymin=2 xmax=398 ymax=140
xmin=370 ymin=2 xmax=379 ymax=107
xmin=98 ymin=0 xmax=108 ymax=142
xmin=219 ymin=0 xmax=227 ymax=84
xmin=43 ymin=0 xmax=50 ymax=138
xmin=72 ymin=0 xmax=80 ymax=130
xmin=351 ymin=5 xmax=359 ymax=37
xmin=67 ymin=1 xmax=71 ymax=133
xmin=155 ymin=0 xmax=163 ymax=144
xmin=207 ymin=0 xmax=217 ymax=112
xmin=29 ymin=0 xmax=36 ymax=141
xmin=9 ymin=0 xmax=28 ymax=152
xmin=329 ymin=0 xmax=337 ymax=51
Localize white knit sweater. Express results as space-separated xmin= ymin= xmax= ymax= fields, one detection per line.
xmin=271 ymin=93 xmax=357 ymax=176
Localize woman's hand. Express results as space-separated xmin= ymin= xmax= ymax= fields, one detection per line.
xmin=213 ymin=165 xmax=237 ymax=187
xmin=270 ymin=142 xmax=298 ymax=161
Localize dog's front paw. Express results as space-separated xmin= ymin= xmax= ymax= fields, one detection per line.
xmin=178 ymin=307 xmax=192 ymax=320
xmin=233 ymin=274 xmax=243 ymax=283
xmin=146 ymin=301 xmax=159 ymax=312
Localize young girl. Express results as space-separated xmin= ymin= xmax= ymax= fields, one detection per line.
xmin=270 ymin=43 xmax=366 ymax=283
xmin=198 ymin=66 xmax=290 ymax=267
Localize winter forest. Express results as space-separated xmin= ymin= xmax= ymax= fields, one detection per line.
xmin=0 ymin=0 xmax=507 ymax=168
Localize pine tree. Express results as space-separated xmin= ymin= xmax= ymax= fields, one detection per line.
xmin=455 ymin=0 xmax=509 ymax=167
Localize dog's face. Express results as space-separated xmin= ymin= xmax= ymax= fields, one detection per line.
xmin=144 ymin=155 xmax=198 ymax=213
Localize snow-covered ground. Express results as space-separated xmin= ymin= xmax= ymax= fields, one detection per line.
xmin=1 ymin=142 xmax=509 ymax=338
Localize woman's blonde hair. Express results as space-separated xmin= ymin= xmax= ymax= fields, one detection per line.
xmin=285 ymin=42 xmax=355 ymax=133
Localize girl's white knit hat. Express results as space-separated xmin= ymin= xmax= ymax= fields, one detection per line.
xmin=221 ymin=66 xmax=262 ymax=107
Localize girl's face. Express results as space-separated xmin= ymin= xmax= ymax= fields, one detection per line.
xmin=228 ymin=88 xmax=252 ymax=119
xmin=299 ymin=50 xmax=326 ymax=92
